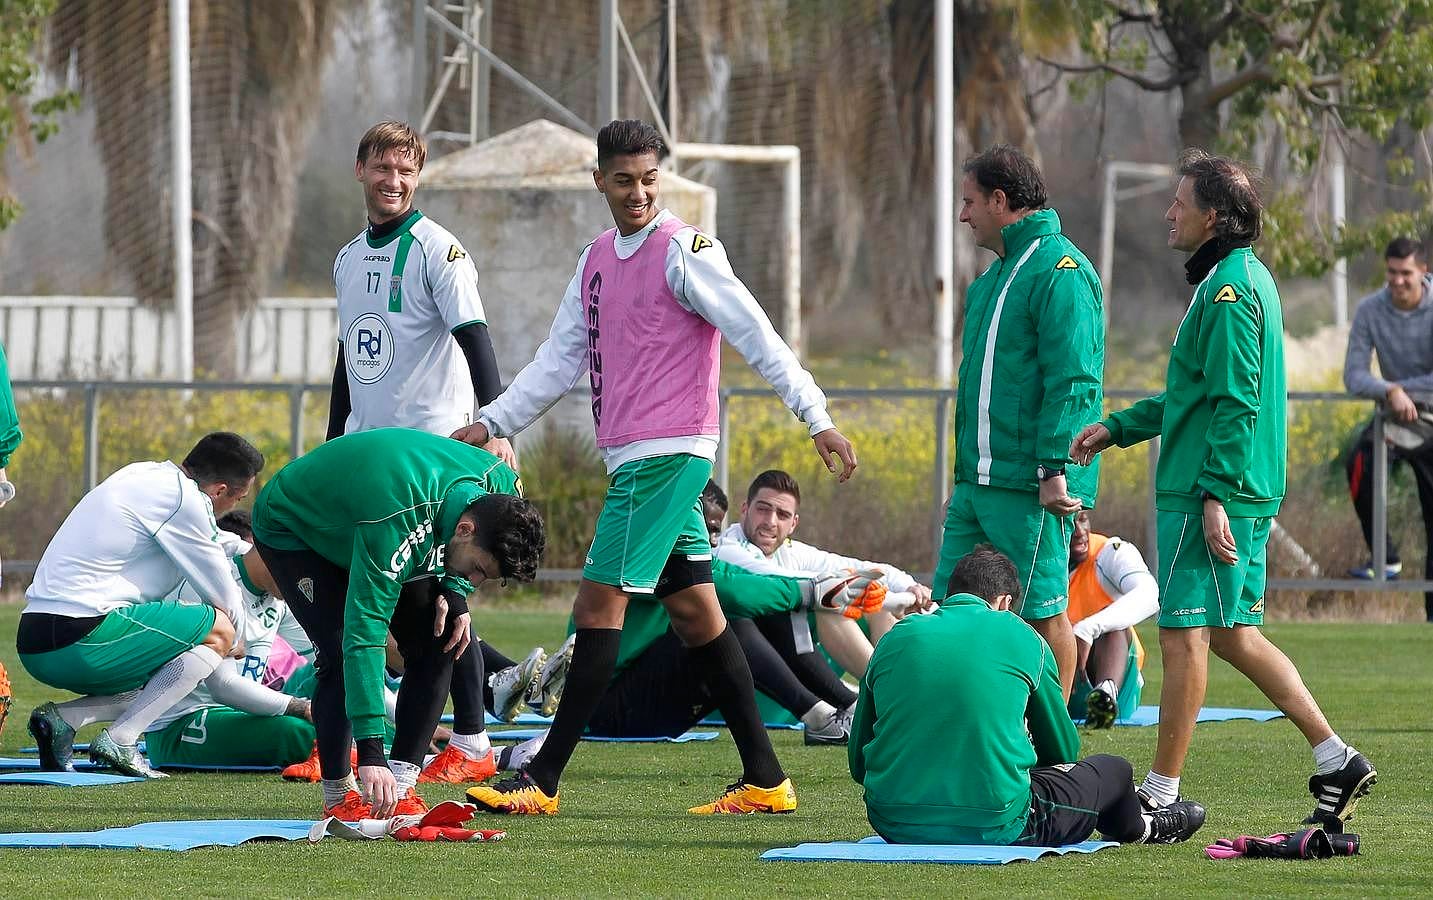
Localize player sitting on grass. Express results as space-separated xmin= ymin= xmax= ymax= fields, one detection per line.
xmin=714 ymin=469 xmax=933 ymax=677
xmin=1066 ymin=510 xmax=1159 ymax=729
xmin=702 ymin=480 xmax=912 ymax=744
xmin=251 ymin=429 xmax=544 ymax=822
xmin=21 ymin=433 xmax=264 ymax=778
xmin=850 ymin=544 xmax=1206 ymax=847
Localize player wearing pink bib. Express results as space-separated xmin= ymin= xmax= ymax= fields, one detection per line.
xmin=457 ymin=120 xmax=857 ymax=816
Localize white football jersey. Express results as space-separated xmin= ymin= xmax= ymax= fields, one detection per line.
xmin=152 ymin=556 xmax=313 ymax=730
xmin=334 ymin=211 xmax=488 ymax=435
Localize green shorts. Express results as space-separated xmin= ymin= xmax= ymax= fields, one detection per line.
xmin=583 ymin=454 xmax=713 ymax=594
xmin=933 ymin=482 xmax=1073 ymax=620
xmin=19 ymin=601 xmax=216 ymax=696
xmin=145 ymin=706 xmax=315 ymax=768
xmin=1156 ymin=510 xmax=1269 ymax=629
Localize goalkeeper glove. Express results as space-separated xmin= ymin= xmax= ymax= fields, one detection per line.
xmin=804 ymin=568 xmax=887 ymax=619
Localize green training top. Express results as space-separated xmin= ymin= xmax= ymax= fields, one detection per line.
xmin=0 ymin=339 xmax=22 ymax=468
xmin=252 ymin=427 xmax=519 ymax=739
xmin=849 ymin=594 xmax=1078 ymax=845
xmin=1102 ymin=246 xmax=1286 ymax=517
xmin=954 ymin=208 xmax=1105 ymax=504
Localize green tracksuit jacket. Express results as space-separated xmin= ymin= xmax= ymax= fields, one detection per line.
xmin=954 ymin=208 xmax=1105 ymax=504
xmin=849 ymin=594 xmax=1079 ymax=844
xmin=1102 ymin=246 xmax=1286 ymax=517
xmin=252 ymin=428 xmax=519 ymax=739
xmin=0 ymin=339 xmax=21 ymax=468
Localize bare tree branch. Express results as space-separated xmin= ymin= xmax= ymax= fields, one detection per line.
xmin=1036 ymin=56 xmax=1189 ymax=92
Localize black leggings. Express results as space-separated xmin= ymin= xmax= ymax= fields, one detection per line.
xmin=1346 ymin=422 xmax=1433 ymax=619
xmin=256 ymin=542 xmax=460 ymax=775
xmin=586 ymin=629 xmax=713 ymax=738
xmin=1020 ymin=754 xmax=1146 ymax=845
xmin=753 ymin=613 xmax=858 ymax=708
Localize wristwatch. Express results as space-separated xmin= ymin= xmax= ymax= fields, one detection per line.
xmin=1036 ymin=465 xmax=1065 ymax=481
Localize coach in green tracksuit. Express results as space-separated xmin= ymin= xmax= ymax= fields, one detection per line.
xmin=251 ymin=428 xmax=543 ymax=817
xmin=933 ymin=144 xmax=1105 ymax=700
xmin=850 ymin=547 xmax=1201 ymax=847
xmin=1071 ymin=150 xmax=1375 ymax=827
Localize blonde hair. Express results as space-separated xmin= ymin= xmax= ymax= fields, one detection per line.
xmin=357 ymin=121 xmax=426 ymax=170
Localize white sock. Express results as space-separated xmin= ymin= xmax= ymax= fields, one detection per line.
xmin=1095 ymin=678 xmax=1119 ymax=697
xmin=322 ymin=774 xmax=358 ymax=807
xmin=447 ymin=731 xmax=491 ymax=759
xmin=56 ymin=692 xmax=139 ymax=730
xmin=1313 ymin=734 xmax=1352 ymax=775
xmin=800 ymin=701 xmax=837 ymax=728
xmin=388 ymin=759 xmax=421 ymax=793
xmin=109 ymin=645 xmax=222 ymax=745
xmin=1140 ymin=771 xmax=1180 ymax=807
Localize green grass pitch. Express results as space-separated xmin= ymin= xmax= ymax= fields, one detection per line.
xmin=0 ymin=601 xmax=1428 ymax=897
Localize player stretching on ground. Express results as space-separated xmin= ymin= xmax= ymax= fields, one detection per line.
xmin=457 ymin=119 xmax=857 ymax=815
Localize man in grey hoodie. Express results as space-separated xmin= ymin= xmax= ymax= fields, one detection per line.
xmin=1343 ymin=236 xmax=1433 ymax=621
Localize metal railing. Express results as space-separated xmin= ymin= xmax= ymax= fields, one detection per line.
xmin=2 ymin=380 xmax=1427 ymax=595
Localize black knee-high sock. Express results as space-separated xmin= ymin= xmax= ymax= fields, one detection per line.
xmin=730 ymin=617 xmax=821 ymax=717
xmin=756 ymin=613 xmax=858 ymax=708
xmin=689 ymin=624 xmax=785 ymax=788
xmin=447 ymin=636 xmax=487 ymax=736
xmin=524 ymin=628 xmax=621 ymax=795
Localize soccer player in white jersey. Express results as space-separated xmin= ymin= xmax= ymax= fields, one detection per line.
xmin=327 ymin=121 xmax=530 ymax=792
xmin=19 ymin=433 xmax=264 ymax=777
xmin=1065 ymin=510 xmax=1159 ymax=728
xmin=455 ymin=119 xmax=857 ymax=815
xmin=715 ymin=469 xmax=933 ymax=677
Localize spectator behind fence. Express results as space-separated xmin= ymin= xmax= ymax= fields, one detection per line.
xmin=1342 ymin=237 xmax=1433 ymax=622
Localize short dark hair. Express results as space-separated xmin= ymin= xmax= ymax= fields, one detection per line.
xmin=1385 ymin=236 xmax=1426 ymax=264
xmin=464 ymin=493 xmax=546 ymax=583
xmin=945 ymin=544 xmax=1021 ymax=605
xmin=701 ymin=479 xmax=728 ymax=515
xmin=597 ymin=119 xmax=668 ymax=169
xmin=216 ymin=509 xmax=253 ymax=542
xmin=183 ymin=433 xmax=264 ymax=489
xmin=963 ymin=144 xmax=1047 ymax=212
xmin=1177 ymin=148 xmax=1262 ymax=243
xmin=746 ymin=469 xmax=801 ymax=506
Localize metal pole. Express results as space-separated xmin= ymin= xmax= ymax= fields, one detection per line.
xmin=289 ymin=385 xmax=305 ymax=460
xmin=666 ymin=0 xmax=678 ymax=147
xmin=1372 ymin=413 xmax=1388 ymax=582
xmin=783 ymin=152 xmax=802 ymax=359
xmin=83 ymin=384 xmax=100 ymax=491
xmin=475 ymin=0 xmax=492 ymax=142
xmin=598 ymin=0 xmax=619 ymax=124
xmin=1330 ymin=131 xmax=1349 ymax=328
xmin=933 ymin=0 xmax=954 ymax=386
xmin=1099 ymin=163 xmax=1117 ymax=326
xmin=412 ymin=0 xmax=428 ymax=125
xmin=170 ymin=0 xmax=194 ymax=382
xmin=716 ymin=391 xmax=730 ymax=492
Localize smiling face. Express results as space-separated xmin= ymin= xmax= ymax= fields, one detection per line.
xmin=356 ymin=147 xmax=420 ymax=224
xmin=959 ymin=173 xmax=1008 ymax=253
xmin=1386 ymin=253 xmax=1428 ymax=310
xmin=593 ymin=150 xmax=661 ymax=235
xmin=1165 ymin=175 xmax=1216 ymax=253
xmin=739 ymin=488 xmax=799 ymax=556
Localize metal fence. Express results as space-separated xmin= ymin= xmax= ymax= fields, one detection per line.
xmin=1 ymin=380 xmax=1426 ymax=598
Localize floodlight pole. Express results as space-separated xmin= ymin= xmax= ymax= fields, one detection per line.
xmin=933 ymin=0 xmax=954 ymax=386
xmin=598 ymin=0 xmax=619 ymax=124
xmin=170 ymin=0 xmax=193 ymax=381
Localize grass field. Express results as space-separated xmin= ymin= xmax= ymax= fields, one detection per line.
xmin=0 ymin=600 xmax=1428 ymax=898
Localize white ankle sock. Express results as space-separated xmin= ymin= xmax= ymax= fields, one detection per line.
xmin=1095 ymin=678 xmax=1119 ymax=697
xmin=322 ymin=774 xmax=357 ymax=807
xmin=109 ymin=645 xmax=222 ymax=745
xmin=801 ymin=701 xmax=837 ymax=728
xmin=447 ymin=731 xmax=491 ymax=759
xmin=388 ymin=759 xmax=421 ymax=792
xmin=1312 ymin=734 xmax=1351 ymax=775
xmin=1141 ymin=771 xmax=1180 ymax=807
xmin=57 ymin=691 xmax=139 ymax=730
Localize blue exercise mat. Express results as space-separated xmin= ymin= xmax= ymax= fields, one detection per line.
xmin=7 ymin=753 xmax=277 ymax=773
xmin=700 ymin=716 xmax=804 ymax=731
xmin=1074 ymin=706 xmax=1285 ymax=727
xmin=762 ymin=836 xmax=1119 ymax=865
xmin=0 ymin=757 xmax=105 ymax=771
xmin=22 ymin=742 xmax=144 ymax=754
xmin=438 ymin=712 xmax=555 ymax=726
xmin=0 ymin=771 xmax=144 ymax=787
xmin=0 ymin=819 xmax=314 ymax=851
xmin=486 ymin=728 xmax=719 ymax=743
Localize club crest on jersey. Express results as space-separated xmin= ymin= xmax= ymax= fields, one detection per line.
xmin=1213 ymin=285 xmax=1239 ymax=303
xmin=691 ymin=234 xmax=713 ymax=254
xmin=297 ymin=577 xmax=314 ymax=602
xmin=446 ymin=244 xmax=466 ymax=262
xmin=346 ymin=312 xmax=394 ymax=385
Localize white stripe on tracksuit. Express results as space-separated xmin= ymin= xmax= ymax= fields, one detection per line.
xmin=976 ymin=239 xmax=1043 ymax=483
